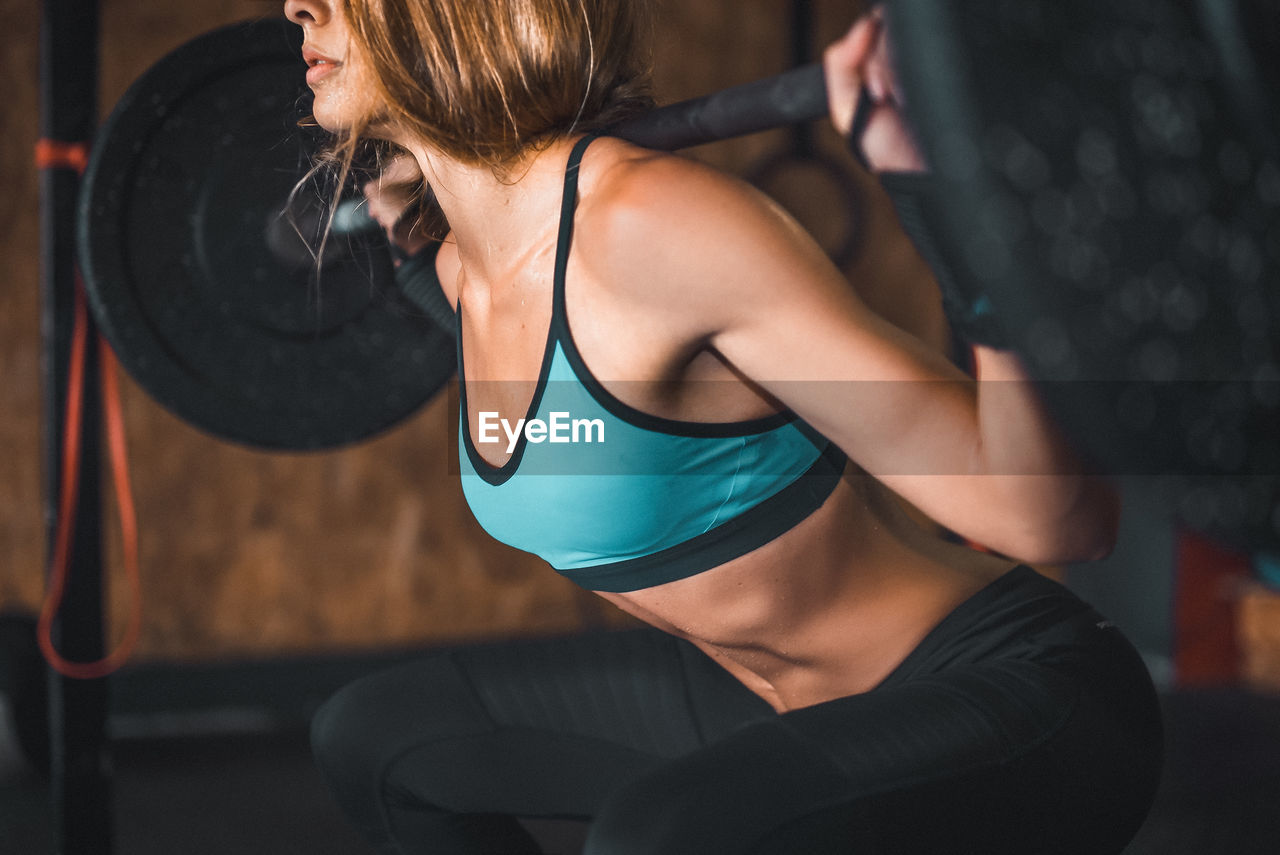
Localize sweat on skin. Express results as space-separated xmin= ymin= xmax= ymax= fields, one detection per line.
xmin=477 ymin=411 xmax=606 ymax=453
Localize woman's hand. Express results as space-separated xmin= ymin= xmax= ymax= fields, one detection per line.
xmin=823 ymin=9 xmax=927 ymax=173
xmin=363 ymin=155 xmax=435 ymax=260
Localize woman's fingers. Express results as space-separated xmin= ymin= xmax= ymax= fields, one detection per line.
xmin=862 ymin=16 xmax=890 ymax=105
xmin=825 ymin=9 xmax=927 ymax=173
xmin=363 ymin=155 xmax=435 ymax=259
xmin=860 ymin=105 xmax=928 ymax=172
xmin=823 ymin=15 xmax=881 ymax=135
xmin=876 ymin=17 xmax=907 ymax=107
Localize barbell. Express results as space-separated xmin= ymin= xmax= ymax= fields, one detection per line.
xmin=890 ymin=0 xmax=1280 ymax=547
xmin=76 ymin=17 xmax=830 ymax=452
xmin=77 ymin=4 xmax=1280 ymax=547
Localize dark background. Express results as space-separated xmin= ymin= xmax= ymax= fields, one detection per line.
xmin=3 ymin=0 xmax=1279 ymax=853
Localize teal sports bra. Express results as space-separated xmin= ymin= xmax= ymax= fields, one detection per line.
xmin=457 ymin=135 xmax=846 ymax=593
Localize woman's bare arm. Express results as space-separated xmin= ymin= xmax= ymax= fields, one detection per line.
xmin=586 ymin=149 xmax=1117 ymax=565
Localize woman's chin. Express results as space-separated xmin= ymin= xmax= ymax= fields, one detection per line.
xmin=309 ymin=104 xmax=396 ymax=140
xmin=308 ymin=86 xmax=375 ymax=135
xmin=309 ymin=105 xmax=352 ymax=134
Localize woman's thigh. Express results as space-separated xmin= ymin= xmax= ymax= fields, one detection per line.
xmin=310 ymin=627 xmax=773 ymax=826
xmin=585 ymin=630 xmax=1161 ymax=855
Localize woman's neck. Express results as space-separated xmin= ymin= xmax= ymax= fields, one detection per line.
xmin=404 ymin=136 xmax=583 ymax=283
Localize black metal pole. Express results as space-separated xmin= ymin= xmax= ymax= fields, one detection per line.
xmin=613 ymin=63 xmax=827 ymax=151
xmin=39 ymin=1 xmax=112 ymax=853
xmin=610 ymin=1 xmax=827 ymax=153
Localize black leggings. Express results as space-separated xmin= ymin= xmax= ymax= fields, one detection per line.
xmin=311 ymin=567 xmax=1162 ymax=854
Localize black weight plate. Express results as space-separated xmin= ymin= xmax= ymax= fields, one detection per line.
xmin=78 ymin=18 xmax=455 ymax=450
xmin=890 ymin=0 xmax=1280 ymax=547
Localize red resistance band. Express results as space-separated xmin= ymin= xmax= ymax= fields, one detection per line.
xmin=35 ymin=138 xmax=143 ymax=679
xmin=35 ymin=138 xmax=90 ymax=173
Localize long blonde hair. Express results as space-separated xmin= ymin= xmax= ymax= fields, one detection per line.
xmin=347 ymin=0 xmax=653 ymax=163
xmin=311 ymin=0 xmax=655 ymax=240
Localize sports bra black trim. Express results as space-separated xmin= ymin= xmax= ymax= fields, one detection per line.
xmin=458 ymin=132 xmax=802 ymax=487
xmin=555 ymin=441 xmax=847 ymax=592
xmin=550 ymin=137 xmax=793 ymax=438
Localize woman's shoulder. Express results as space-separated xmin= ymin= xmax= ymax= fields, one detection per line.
xmin=580 ymin=137 xmax=779 ymax=236
xmin=573 ymin=137 xmax=818 ymax=309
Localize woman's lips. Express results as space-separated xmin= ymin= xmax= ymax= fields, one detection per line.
xmin=302 ymin=47 xmax=343 ymax=85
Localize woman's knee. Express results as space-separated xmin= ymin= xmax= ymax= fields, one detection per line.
xmin=583 ymin=722 xmax=851 ymax=855
xmin=310 ymin=655 xmax=494 ymax=803
xmin=308 ymin=675 xmax=383 ymax=791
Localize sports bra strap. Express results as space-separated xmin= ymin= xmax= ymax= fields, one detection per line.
xmin=553 ymin=134 xmax=599 ymax=319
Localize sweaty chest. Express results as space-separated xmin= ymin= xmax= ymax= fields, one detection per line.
xmin=454 ymin=133 xmax=839 ymax=595
xmin=458 ymin=283 xmax=693 ymax=471
xmin=458 ymin=329 xmax=829 ymax=581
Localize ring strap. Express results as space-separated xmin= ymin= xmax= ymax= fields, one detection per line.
xmin=846 ymin=85 xmax=875 ymax=171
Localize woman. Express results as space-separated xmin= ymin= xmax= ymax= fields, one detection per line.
xmin=283 ymin=1 xmax=1162 ymax=853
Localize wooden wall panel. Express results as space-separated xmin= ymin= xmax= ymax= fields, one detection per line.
xmin=2 ymin=0 xmax=950 ymax=664
xmin=0 ymin=0 xmax=44 ymax=617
